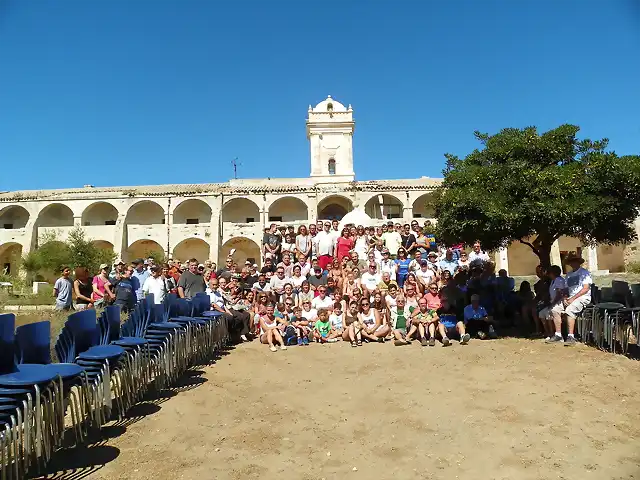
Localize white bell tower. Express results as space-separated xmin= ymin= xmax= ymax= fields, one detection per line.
xmin=306 ymin=95 xmax=355 ymax=182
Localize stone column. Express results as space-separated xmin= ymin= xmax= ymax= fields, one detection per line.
xmin=23 ymin=220 xmax=37 ymax=254
xmin=73 ymin=216 xmax=82 ymax=227
xmin=403 ymin=207 xmax=413 ymax=223
xmin=586 ymin=245 xmax=598 ymax=272
xmin=495 ymin=247 xmax=509 ymax=273
xmin=209 ymin=195 xmax=222 ymax=263
xmin=113 ymin=214 xmax=126 ymax=260
xmin=551 ymin=240 xmax=562 ymax=267
xmin=308 ymin=193 xmax=317 ymax=224
xmin=164 ymin=212 xmax=172 ymax=259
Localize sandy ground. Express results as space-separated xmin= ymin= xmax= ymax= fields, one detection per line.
xmin=37 ymin=337 xmax=640 ymax=480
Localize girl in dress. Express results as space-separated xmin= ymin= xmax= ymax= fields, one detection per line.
xmin=395 ymin=248 xmax=411 ymax=288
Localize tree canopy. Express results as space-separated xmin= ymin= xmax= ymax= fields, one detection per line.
xmin=433 ymin=124 xmax=640 ymax=267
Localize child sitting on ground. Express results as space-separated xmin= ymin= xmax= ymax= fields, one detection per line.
xmin=329 ymin=302 xmax=345 ymax=340
xmin=390 ymin=295 xmax=413 ymax=346
xmin=313 ymin=308 xmax=337 ymax=343
xmin=290 ymin=305 xmax=310 ymax=346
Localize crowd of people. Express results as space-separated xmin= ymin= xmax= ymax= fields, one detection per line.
xmin=52 ymin=218 xmax=594 ymax=350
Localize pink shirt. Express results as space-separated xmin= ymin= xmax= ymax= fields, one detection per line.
xmin=424 ymin=292 xmax=441 ymax=310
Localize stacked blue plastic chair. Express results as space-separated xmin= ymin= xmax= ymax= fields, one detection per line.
xmin=0 ymin=313 xmax=61 ymax=477
xmin=62 ymin=310 xmax=127 ymax=424
xmin=15 ymin=321 xmax=90 ymax=446
xmin=167 ymin=296 xmax=209 ymax=365
xmin=193 ymin=292 xmax=227 ymax=353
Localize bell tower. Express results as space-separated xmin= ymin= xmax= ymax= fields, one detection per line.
xmin=306 ymin=95 xmax=355 ymax=182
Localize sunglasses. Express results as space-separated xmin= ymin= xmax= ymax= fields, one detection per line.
xmin=361 ymin=302 xmax=370 ymax=306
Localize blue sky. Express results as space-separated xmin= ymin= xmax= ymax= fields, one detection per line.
xmin=0 ymin=0 xmax=638 ymax=191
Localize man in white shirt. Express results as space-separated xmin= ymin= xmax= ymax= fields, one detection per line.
xmin=314 ymin=222 xmax=336 ymax=271
xmin=548 ymin=254 xmax=592 ymax=346
xmin=361 ymin=263 xmax=382 ymax=296
xmin=311 ymin=286 xmax=334 ymax=311
xmin=142 ymin=266 xmax=167 ymax=304
xmin=468 ymin=241 xmax=490 ymax=265
xmin=382 ymin=221 xmax=402 ymax=259
xmin=380 ymin=249 xmax=397 ymax=281
xmin=269 ymin=267 xmax=290 ymax=296
xmin=416 ymin=260 xmax=436 ymax=290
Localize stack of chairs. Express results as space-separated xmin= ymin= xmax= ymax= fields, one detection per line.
xmin=0 ymin=291 xmax=229 ymax=477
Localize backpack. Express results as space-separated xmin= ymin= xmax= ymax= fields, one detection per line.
xmin=283 ymin=325 xmax=298 ymax=346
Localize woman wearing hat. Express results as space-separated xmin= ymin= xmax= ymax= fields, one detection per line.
xmin=92 ymin=263 xmax=115 ymax=307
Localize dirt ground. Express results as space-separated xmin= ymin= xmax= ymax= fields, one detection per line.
xmin=40 ymin=338 xmax=640 ymax=480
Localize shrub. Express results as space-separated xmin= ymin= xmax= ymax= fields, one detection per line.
xmin=626 ymin=261 xmax=640 ymax=274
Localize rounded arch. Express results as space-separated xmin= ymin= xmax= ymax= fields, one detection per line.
xmin=364 ymin=194 xmax=404 ymax=220
xmin=82 ymin=202 xmax=119 ymax=226
xmin=172 ymin=238 xmax=210 ymax=263
xmin=0 ymin=242 xmax=23 ymax=275
xmin=126 ymin=201 xmax=165 ymax=225
xmin=220 ymin=237 xmax=261 ymax=267
xmin=125 ymin=239 xmax=164 ymax=263
xmin=36 ymin=203 xmax=74 ymax=227
xmin=317 ymin=195 xmax=353 ymax=221
xmin=92 ymin=240 xmax=115 ymax=252
xmin=0 ymin=205 xmax=30 ymax=229
xmin=221 ymin=198 xmax=260 ymax=223
xmin=268 ymin=196 xmax=309 ymax=223
xmin=173 ymin=199 xmax=212 ymax=224
xmin=412 ymin=193 xmax=436 ymax=219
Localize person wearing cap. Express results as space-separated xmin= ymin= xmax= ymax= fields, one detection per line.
xmin=111 ymin=264 xmax=136 ymax=313
xmin=382 ymin=221 xmax=402 ymax=259
xmin=109 ymin=259 xmax=125 ymax=283
xmin=546 ymin=254 xmax=592 ymax=346
xmin=416 ymin=258 xmax=437 ymax=290
xmin=427 ymin=250 xmax=441 ymax=273
xmin=464 ymin=293 xmax=497 ymax=339
xmin=131 ymin=258 xmax=150 ymax=301
xmin=92 ymin=263 xmax=115 ymax=307
xmin=379 ymin=248 xmax=397 ymax=281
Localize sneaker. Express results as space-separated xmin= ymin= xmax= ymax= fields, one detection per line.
xmin=428 ymin=337 xmax=436 ymax=347
xmin=240 ymin=334 xmax=248 ymax=342
xmin=420 ymin=337 xmax=428 ymax=346
xmin=377 ymin=337 xmax=385 ymax=343
xmin=545 ymin=335 xmax=564 ymax=344
xmin=394 ymin=339 xmax=408 ymax=346
xmin=297 ymin=337 xmax=303 ymax=346
xmin=280 ymin=345 xmax=287 ymax=351
xmin=269 ymin=346 xmax=277 ymax=352
xmin=460 ymin=333 xmax=470 ymax=345
xmin=302 ymin=337 xmax=309 ymax=345
xmin=488 ymin=326 xmax=498 ymax=339
xmin=477 ymin=331 xmax=487 ymax=340
xmin=442 ymin=336 xmax=451 ymax=347
xmin=327 ymin=338 xmax=338 ymax=343
xmin=564 ymin=336 xmax=577 ymax=346
xmin=543 ymin=336 xmax=551 ymax=342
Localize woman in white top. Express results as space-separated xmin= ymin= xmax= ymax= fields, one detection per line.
xmin=290 ymin=265 xmax=306 ymax=293
xmin=295 ymin=225 xmax=312 ymax=259
xmin=354 ymin=225 xmax=369 ymax=259
xmin=358 ymin=297 xmax=389 ymax=342
xmin=458 ymin=251 xmax=471 ymax=269
xmin=259 ymin=304 xmax=287 ymax=352
xmin=281 ymin=233 xmax=296 ymax=260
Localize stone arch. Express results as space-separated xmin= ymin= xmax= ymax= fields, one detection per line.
xmin=364 ymin=194 xmax=404 ymax=220
xmin=125 ymin=239 xmax=164 ymax=263
xmin=220 ymin=237 xmax=261 ymax=267
xmin=221 ymin=198 xmax=260 ymax=223
xmin=36 ymin=203 xmax=74 ymax=227
xmin=125 ymin=200 xmax=165 ymax=225
xmin=412 ymin=193 xmax=436 ymax=219
xmin=0 ymin=242 xmax=22 ymax=275
xmin=172 ymin=238 xmax=211 ymax=263
xmin=0 ymin=205 xmax=30 ymax=229
xmin=92 ymin=240 xmax=115 ymax=252
xmin=267 ymin=196 xmax=309 ymax=223
xmin=82 ymin=201 xmax=119 ymax=226
xmin=173 ymin=199 xmax=212 ymax=224
xmin=317 ymin=195 xmax=353 ymax=221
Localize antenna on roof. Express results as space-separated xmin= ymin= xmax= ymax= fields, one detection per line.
xmin=231 ymin=157 xmax=241 ymax=179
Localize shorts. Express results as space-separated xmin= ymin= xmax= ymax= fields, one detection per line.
xmin=539 ymin=303 xmax=563 ymax=320
xmin=562 ymin=296 xmax=591 ymax=318
xmin=441 ymin=321 xmax=457 ymax=330
xmin=394 ymin=327 xmax=407 ymax=336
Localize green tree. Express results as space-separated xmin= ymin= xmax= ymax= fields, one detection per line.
xmin=433 ymin=125 xmax=640 ymax=267
xmin=66 ymin=227 xmax=116 ymax=273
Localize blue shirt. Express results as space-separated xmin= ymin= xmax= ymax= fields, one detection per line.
xmin=463 ymin=305 xmax=488 ymax=323
xmin=132 ymin=268 xmax=150 ymax=300
xmin=439 ymin=259 xmax=458 ymax=275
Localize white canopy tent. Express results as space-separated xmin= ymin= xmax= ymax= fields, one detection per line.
xmin=338 ymin=209 xmax=375 ymax=230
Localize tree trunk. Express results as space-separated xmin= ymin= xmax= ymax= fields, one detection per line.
xmin=536 ymin=243 xmax=552 ymax=269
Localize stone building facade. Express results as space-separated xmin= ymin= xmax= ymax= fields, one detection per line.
xmin=0 ymin=96 xmax=629 ymax=276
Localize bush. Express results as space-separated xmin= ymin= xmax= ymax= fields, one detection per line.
xmin=626 ymin=261 xmax=640 ymax=274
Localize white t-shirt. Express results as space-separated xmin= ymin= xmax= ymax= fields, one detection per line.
xmin=416 ymin=268 xmax=435 ymax=286
xmin=329 ymin=313 xmax=343 ymax=330
xmin=361 ymin=272 xmax=381 ymax=292
xmin=206 ymin=288 xmax=225 ymax=309
xmin=565 ymin=267 xmax=592 ymax=301
xmin=549 ymin=276 xmax=567 ymax=305
xmin=269 ymin=275 xmax=290 ymax=293
xmin=382 ymin=231 xmax=402 ymax=255
xmin=252 ymin=281 xmax=271 ymax=293
xmin=312 ymin=295 xmax=333 ymax=311
xmin=301 ymin=308 xmax=318 ymax=322
xmin=290 ymin=275 xmax=306 ymax=289
xmin=380 ymin=259 xmax=397 ymax=280
xmin=469 ymin=251 xmax=490 ymax=263
xmin=315 ymin=231 xmax=335 ymax=257
xmin=385 ymin=294 xmax=397 ymax=308
xmin=142 ymin=276 xmax=166 ymax=304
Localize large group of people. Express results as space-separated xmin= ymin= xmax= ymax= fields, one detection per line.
xmin=52 ymin=218 xmax=594 ymax=350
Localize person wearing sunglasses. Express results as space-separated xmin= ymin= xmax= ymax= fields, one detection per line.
xmin=358 ymin=298 xmax=389 ymax=342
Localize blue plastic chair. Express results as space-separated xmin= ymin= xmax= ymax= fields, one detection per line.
xmin=15 ymin=321 xmax=90 ymax=445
